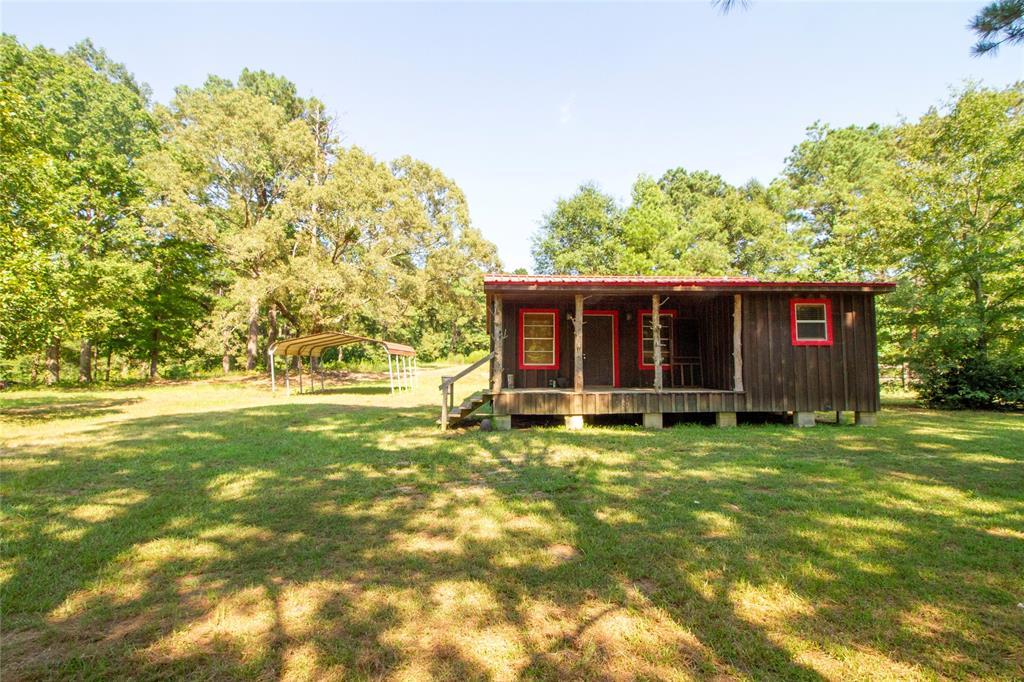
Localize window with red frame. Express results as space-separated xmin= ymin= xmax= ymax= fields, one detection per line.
xmin=638 ymin=310 xmax=675 ymax=369
xmin=519 ymin=310 xmax=559 ymax=369
xmin=790 ymin=299 xmax=833 ymax=346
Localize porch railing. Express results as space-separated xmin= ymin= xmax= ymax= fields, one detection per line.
xmin=439 ymin=352 xmax=495 ymax=430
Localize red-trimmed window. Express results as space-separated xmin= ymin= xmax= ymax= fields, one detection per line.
xmin=519 ymin=309 xmax=560 ymax=369
xmin=790 ymin=299 xmax=833 ymax=346
xmin=637 ymin=309 xmax=676 ymax=370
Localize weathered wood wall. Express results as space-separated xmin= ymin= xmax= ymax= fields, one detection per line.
xmin=740 ymin=292 xmax=880 ymax=413
xmin=493 ymin=291 xmax=880 ymax=414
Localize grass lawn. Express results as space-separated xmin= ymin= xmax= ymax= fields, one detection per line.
xmin=2 ymin=366 xmax=1022 ymax=681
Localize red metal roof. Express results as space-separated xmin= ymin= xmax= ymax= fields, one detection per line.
xmin=483 ymin=274 xmax=896 ymax=291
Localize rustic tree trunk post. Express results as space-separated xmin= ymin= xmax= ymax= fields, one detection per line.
xmin=574 ymin=294 xmax=584 ymax=393
xmin=491 ymin=295 xmax=503 ymax=394
xmin=652 ymin=295 xmax=662 ymax=391
xmin=79 ymin=339 xmax=92 ymax=382
xmin=733 ymin=294 xmax=744 ymax=392
xmin=46 ymin=337 xmax=60 ymax=385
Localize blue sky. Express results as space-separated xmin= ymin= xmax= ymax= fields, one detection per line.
xmin=4 ymin=2 xmax=1022 ymax=271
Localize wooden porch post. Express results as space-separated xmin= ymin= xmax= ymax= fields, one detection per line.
xmin=652 ymin=294 xmax=663 ymax=391
xmin=491 ymin=295 xmax=503 ymax=394
xmin=574 ymin=294 xmax=584 ymax=393
xmin=733 ymin=293 xmax=744 ymax=392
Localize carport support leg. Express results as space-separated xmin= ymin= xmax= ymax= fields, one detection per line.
xmin=793 ymin=411 xmax=816 ymax=427
xmin=716 ymin=411 xmax=737 ymax=428
xmin=493 ymin=414 xmax=512 ymax=431
xmin=855 ymin=411 xmax=878 ymax=426
xmin=565 ymin=415 xmax=584 ymax=430
xmin=643 ymin=412 xmax=663 ymax=429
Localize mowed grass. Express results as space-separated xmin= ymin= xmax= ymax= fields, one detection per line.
xmin=1 ymin=367 xmax=1022 ymax=681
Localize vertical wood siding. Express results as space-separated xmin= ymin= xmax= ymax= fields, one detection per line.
xmin=740 ymin=292 xmax=880 ymax=412
xmin=496 ymin=291 xmax=880 ymax=413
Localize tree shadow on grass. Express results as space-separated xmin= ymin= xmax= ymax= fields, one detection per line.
xmin=2 ymin=399 xmax=1022 ymax=679
xmin=0 ymin=396 xmax=142 ymax=424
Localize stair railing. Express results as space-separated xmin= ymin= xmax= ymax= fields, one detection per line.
xmin=439 ymin=352 xmax=495 ymax=430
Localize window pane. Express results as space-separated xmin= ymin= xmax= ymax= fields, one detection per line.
xmin=795 ymin=304 xmax=826 ymax=322
xmin=796 ymin=321 xmax=828 ymax=340
xmin=524 ymin=338 xmax=553 ymax=353
xmin=641 ymin=314 xmax=673 ymax=364
xmin=523 ymin=313 xmax=554 ymax=327
xmin=522 ymin=312 xmax=555 ymax=365
xmin=524 ymin=350 xmax=553 ymax=365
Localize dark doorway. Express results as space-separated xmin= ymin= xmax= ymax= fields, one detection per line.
xmin=583 ymin=313 xmax=616 ymax=386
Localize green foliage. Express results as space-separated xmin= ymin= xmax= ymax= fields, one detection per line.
xmin=970 ymin=0 xmax=1024 ymax=55
xmin=916 ymin=354 xmax=1024 ymax=409
xmin=788 ymin=84 xmax=1024 ymax=406
xmin=533 ymin=174 xmax=802 ymax=278
xmin=531 ymin=183 xmax=623 ymax=275
xmin=1 ymin=35 xmax=499 ymax=381
xmin=0 ymin=36 xmax=157 ymax=361
xmin=780 ymin=122 xmax=894 ymax=279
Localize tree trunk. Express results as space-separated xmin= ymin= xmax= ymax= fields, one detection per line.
xmin=267 ymin=305 xmax=279 ymax=355
xmin=79 ymin=339 xmax=92 ymax=382
xmin=46 ymin=337 xmax=60 ymax=385
xmin=222 ymin=347 xmax=232 ymax=374
xmin=31 ymin=354 xmax=40 ymax=384
xmin=149 ymin=328 xmax=160 ymax=379
xmin=105 ymin=348 xmax=112 ymax=382
xmin=971 ymin=275 xmax=987 ymax=355
xmin=246 ymin=305 xmax=260 ymax=371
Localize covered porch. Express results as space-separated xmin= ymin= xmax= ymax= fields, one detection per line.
xmin=488 ymin=291 xmax=743 ymax=391
xmin=486 ymin=288 xmax=745 ymax=428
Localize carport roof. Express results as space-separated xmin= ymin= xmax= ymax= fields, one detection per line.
xmin=270 ymin=331 xmax=415 ymax=358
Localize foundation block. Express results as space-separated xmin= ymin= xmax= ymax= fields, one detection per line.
xmin=716 ymin=411 xmax=737 ymax=428
xmin=643 ymin=412 xmax=663 ymax=429
xmin=855 ymin=411 xmax=878 ymax=427
xmin=793 ymin=411 xmax=816 ymax=428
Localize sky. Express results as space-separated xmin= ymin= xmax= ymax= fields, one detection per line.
xmin=4 ymin=2 xmax=1022 ymax=271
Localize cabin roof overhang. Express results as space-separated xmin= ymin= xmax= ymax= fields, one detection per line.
xmin=483 ymin=274 xmax=896 ymax=295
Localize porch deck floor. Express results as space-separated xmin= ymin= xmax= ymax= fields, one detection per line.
xmin=494 ymin=387 xmax=741 ymax=394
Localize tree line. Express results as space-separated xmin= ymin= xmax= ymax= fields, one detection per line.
xmin=532 ymin=84 xmax=1024 ymax=408
xmin=1 ymin=36 xmax=499 ymax=384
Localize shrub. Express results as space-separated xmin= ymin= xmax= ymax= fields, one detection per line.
xmin=915 ymin=353 xmax=1024 ymax=410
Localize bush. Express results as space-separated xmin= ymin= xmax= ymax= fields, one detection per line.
xmin=915 ymin=353 xmax=1024 ymax=410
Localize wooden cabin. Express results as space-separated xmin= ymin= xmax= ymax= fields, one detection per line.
xmin=479 ymin=274 xmax=894 ymax=429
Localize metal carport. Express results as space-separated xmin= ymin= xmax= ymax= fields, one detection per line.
xmin=269 ymin=331 xmax=416 ymax=394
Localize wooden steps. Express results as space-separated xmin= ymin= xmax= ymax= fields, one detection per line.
xmin=441 ymin=391 xmax=492 ymax=429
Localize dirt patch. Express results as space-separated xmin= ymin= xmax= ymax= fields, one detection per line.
xmin=546 ymin=544 xmax=580 ymax=563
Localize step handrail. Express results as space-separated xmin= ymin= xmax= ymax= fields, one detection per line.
xmin=439 ymin=352 xmax=494 ymax=390
xmin=440 ymin=352 xmax=495 ymax=430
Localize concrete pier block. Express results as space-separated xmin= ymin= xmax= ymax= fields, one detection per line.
xmin=793 ymin=411 xmax=816 ymax=427
xmin=493 ymin=414 xmax=512 ymax=431
xmin=716 ymin=411 xmax=737 ymax=428
xmin=565 ymin=415 xmax=584 ymax=430
xmin=643 ymin=412 xmax=663 ymax=429
xmin=855 ymin=411 xmax=878 ymax=426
